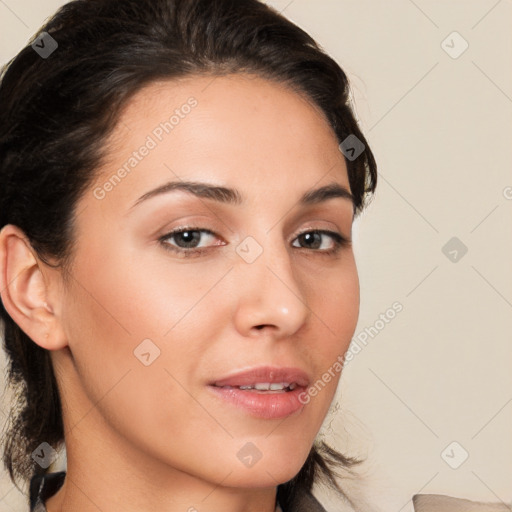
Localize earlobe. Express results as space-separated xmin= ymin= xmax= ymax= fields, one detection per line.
xmin=0 ymin=224 xmax=67 ymax=350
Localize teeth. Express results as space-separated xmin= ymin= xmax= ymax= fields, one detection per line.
xmin=269 ymin=383 xmax=288 ymax=390
xmin=236 ymin=382 xmax=291 ymax=391
xmin=217 ymin=382 xmax=299 ymax=391
xmin=254 ymin=383 xmax=271 ymax=390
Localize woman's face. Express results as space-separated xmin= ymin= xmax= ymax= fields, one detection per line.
xmin=52 ymin=74 xmax=359 ymax=488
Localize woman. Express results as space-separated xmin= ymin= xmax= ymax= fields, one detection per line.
xmin=0 ymin=0 xmax=378 ymax=511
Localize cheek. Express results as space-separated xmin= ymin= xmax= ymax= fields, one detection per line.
xmin=59 ymin=257 xmax=230 ymax=465
xmin=300 ymin=259 xmax=359 ymax=415
xmin=66 ymin=236 xmax=226 ymax=340
xmin=310 ymin=257 xmax=360 ymax=356
xmin=60 ymin=242 xmax=230 ymax=412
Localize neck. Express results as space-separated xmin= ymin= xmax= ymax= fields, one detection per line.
xmin=44 ymin=454 xmax=278 ymax=512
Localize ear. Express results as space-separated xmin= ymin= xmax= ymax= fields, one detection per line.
xmin=0 ymin=224 xmax=67 ymax=350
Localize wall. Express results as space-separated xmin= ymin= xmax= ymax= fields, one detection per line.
xmin=1 ymin=1 xmax=511 ymax=511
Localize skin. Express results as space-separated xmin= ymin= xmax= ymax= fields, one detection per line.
xmin=0 ymin=74 xmax=359 ymax=512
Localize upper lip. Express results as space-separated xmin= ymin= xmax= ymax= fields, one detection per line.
xmin=211 ymin=366 xmax=310 ymax=388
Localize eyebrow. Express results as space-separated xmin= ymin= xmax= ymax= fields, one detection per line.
xmin=129 ymin=180 xmax=355 ymax=211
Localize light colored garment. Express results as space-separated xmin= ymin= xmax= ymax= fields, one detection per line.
xmin=412 ymin=494 xmax=512 ymax=511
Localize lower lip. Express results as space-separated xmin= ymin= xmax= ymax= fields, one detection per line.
xmin=207 ymin=385 xmax=307 ymax=419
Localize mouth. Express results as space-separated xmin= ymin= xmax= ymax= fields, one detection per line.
xmin=211 ymin=382 xmax=300 ymax=393
xmin=207 ymin=366 xmax=310 ymax=419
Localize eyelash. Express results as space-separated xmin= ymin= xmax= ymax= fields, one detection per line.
xmin=158 ymin=226 xmax=350 ymax=258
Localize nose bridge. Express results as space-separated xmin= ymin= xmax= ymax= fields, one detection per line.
xmin=232 ymin=232 xmax=309 ymax=336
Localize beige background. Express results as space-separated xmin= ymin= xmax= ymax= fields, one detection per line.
xmin=1 ymin=1 xmax=511 ymax=511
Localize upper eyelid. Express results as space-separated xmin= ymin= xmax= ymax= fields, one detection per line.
xmin=162 ymin=226 xmax=342 ymax=236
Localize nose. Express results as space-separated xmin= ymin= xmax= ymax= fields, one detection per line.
xmin=231 ymin=237 xmax=310 ymax=339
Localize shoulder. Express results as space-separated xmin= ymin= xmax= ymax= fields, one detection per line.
xmin=412 ymin=493 xmax=511 ymax=511
xmin=29 ymin=471 xmax=66 ymax=512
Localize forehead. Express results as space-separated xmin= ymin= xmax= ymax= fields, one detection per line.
xmin=85 ymin=73 xmax=349 ymax=215
xmin=106 ymin=73 xmax=341 ymax=164
xmin=118 ymin=73 xmax=333 ymax=133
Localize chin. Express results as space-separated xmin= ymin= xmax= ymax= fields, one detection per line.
xmin=224 ymin=447 xmax=311 ymax=488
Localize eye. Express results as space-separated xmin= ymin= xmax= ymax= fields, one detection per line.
xmin=159 ymin=227 xmax=223 ymax=256
xmin=158 ymin=227 xmax=349 ymax=258
xmin=291 ymin=230 xmax=349 ymax=254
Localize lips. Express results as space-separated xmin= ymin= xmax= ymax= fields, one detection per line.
xmin=207 ymin=366 xmax=311 ymax=419
xmin=210 ymin=366 xmax=310 ymax=389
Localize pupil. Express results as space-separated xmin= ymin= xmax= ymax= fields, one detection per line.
xmin=301 ymin=232 xmax=320 ymax=249
xmin=177 ymin=231 xmax=200 ymax=248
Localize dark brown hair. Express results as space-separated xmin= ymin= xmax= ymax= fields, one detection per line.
xmin=0 ymin=0 xmax=377 ymax=507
